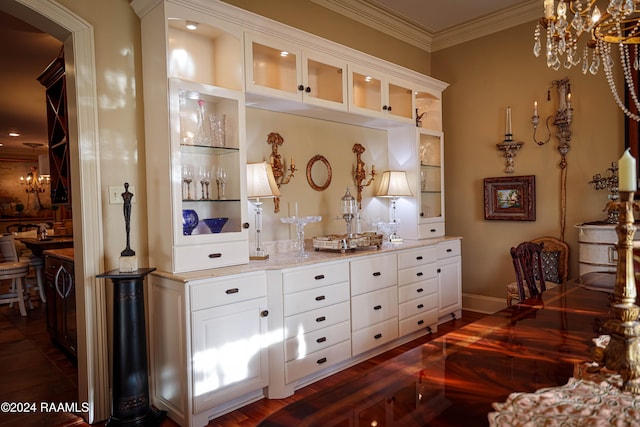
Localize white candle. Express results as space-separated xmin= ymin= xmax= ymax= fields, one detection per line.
xmin=544 ymin=0 xmax=554 ymax=19
xmin=619 ymin=148 xmax=637 ymax=192
xmin=295 ymin=202 xmax=299 ymax=217
xmin=534 ymin=101 xmax=538 ymax=117
xmin=505 ymin=106 xmax=512 ymax=135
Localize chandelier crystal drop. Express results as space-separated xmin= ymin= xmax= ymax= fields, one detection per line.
xmin=534 ymin=0 xmax=640 ymax=121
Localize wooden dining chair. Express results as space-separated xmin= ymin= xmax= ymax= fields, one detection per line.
xmin=0 ymin=234 xmax=30 ymax=316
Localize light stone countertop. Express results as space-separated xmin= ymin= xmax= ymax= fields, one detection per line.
xmin=152 ymin=236 xmax=461 ymax=283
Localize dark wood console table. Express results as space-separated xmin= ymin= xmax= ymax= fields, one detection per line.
xmin=97 ymin=268 xmax=166 ymax=427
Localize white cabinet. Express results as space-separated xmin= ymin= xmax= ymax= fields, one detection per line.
xmin=397 ymin=247 xmax=439 ymax=336
xmin=348 ymin=64 xmax=414 ymax=123
xmin=436 ymin=240 xmax=462 ymax=323
xmin=245 ymin=33 xmax=348 ymax=111
xmin=138 ymin=2 xmax=249 ymax=273
xmin=574 ymin=222 xmax=640 ymax=277
xmin=350 ymin=253 xmax=399 ymax=355
xmin=387 ymin=86 xmax=447 ymax=240
xmin=148 ymin=271 xmax=269 ymax=427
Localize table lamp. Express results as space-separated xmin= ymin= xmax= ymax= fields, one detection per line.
xmin=247 ymin=162 xmax=281 ymax=260
xmin=376 ymin=170 xmax=412 ymax=242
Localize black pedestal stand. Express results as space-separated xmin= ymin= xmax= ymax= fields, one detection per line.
xmin=97 ymin=268 xmax=166 ymax=427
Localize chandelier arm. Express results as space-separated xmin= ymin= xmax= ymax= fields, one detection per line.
xmin=533 ymin=115 xmax=553 ymax=146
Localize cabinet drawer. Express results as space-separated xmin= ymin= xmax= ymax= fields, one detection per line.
xmin=437 ymin=240 xmax=461 ymax=259
xmin=284 ymin=282 xmax=349 ymax=316
xmin=284 ymin=301 xmax=350 ymax=339
xmin=398 ymin=264 xmax=437 ymax=287
xmin=399 ymin=308 xmax=438 ymax=336
xmin=174 ymin=240 xmax=247 ymax=272
xmin=190 ymin=272 xmax=266 ymax=311
xmin=351 ymin=286 xmax=398 ymax=331
xmin=285 ymin=339 xmax=351 ymax=384
xmin=397 ymin=247 xmax=437 ymax=269
xmin=350 ymin=254 xmax=397 ymax=296
xmin=398 ymin=278 xmax=437 ymax=303
xmin=419 ymin=222 xmax=445 ymax=238
xmin=399 ymin=293 xmax=438 ymax=319
xmin=283 ymin=262 xmax=349 ymax=294
xmin=284 ymin=320 xmax=351 ymax=362
xmin=351 ymin=317 xmax=398 ymax=355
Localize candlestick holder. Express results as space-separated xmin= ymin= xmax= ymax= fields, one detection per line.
xmin=267 ymin=132 xmax=297 ymax=213
xmin=281 ymin=215 xmax=321 ymax=258
xmin=352 ymin=143 xmax=376 ymax=209
xmin=590 ymin=190 xmax=640 ymax=394
xmin=589 ymin=162 xmax=619 ymax=223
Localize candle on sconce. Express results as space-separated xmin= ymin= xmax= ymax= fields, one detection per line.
xmin=505 ymin=106 xmax=512 ymax=135
xmin=534 ymin=101 xmax=538 ymax=116
xmin=291 ymin=157 xmax=295 ymax=168
xmin=619 ymin=148 xmax=637 ymax=192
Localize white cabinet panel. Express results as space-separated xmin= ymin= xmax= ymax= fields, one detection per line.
xmin=350 ymin=254 xmax=397 ymax=296
xmin=284 ymin=301 xmax=351 ymax=339
xmin=283 ymin=282 xmax=349 ymax=316
xmin=351 ymin=317 xmax=399 ymax=355
xmin=351 ymin=286 xmax=398 ymax=331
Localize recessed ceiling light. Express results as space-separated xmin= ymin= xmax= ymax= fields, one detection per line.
xmin=185 ymin=21 xmax=198 ymax=30
xmin=280 ymin=51 xmax=289 ymax=57
xmin=8 ymin=132 xmax=20 ymax=137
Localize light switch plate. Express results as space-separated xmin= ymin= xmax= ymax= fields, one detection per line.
xmin=108 ymin=185 xmax=136 ymax=204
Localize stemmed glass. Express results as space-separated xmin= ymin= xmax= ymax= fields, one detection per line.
xmin=199 ymin=167 xmax=211 ymax=200
xmin=182 ymin=165 xmax=194 ymax=200
xmin=216 ymin=167 xmax=228 ymax=200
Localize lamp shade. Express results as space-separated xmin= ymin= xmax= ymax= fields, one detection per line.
xmin=376 ymin=170 xmax=412 ymax=197
xmin=246 ymin=162 xmax=281 ymax=199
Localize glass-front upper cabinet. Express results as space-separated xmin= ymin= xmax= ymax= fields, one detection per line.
xmin=419 ymin=130 xmax=444 ymax=224
xmin=244 ymin=33 xmax=348 ymax=110
xmin=348 ymin=65 xmax=414 ymax=124
xmin=168 ymin=78 xmax=248 ymax=272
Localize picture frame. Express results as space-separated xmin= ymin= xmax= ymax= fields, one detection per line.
xmin=483 ymin=175 xmax=536 ymax=221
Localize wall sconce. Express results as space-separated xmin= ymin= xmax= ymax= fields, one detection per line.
xmin=267 ymin=132 xmax=296 ymax=213
xmin=246 ymin=162 xmax=281 ymax=260
xmin=352 ymin=143 xmax=376 ymax=209
xmin=532 ymin=77 xmax=573 ymax=166
xmin=496 ymin=106 xmax=523 ymax=174
xmin=589 ymin=161 xmax=619 ymax=223
xmin=376 ymin=170 xmax=412 ymax=242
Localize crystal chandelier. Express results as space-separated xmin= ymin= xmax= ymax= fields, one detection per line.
xmin=533 ymin=0 xmax=640 ymax=121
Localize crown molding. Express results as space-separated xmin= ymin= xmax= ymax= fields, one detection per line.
xmin=310 ymin=0 xmax=433 ymax=52
xmin=311 ymin=0 xmax=541 ymax=53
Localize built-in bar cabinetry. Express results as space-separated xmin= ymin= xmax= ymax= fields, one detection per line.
xmin=148 ymin=239 xmax=461 ymax=426
xmin=44 ymin=248 xmax=76 ymax=359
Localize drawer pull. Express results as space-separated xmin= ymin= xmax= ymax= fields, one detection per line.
xmin=374 ymin=333 xmax=382 ymax=340
xmin=447 ymin=248 xmax=452 ymax=253
xmin=373 ymin=305 xmax=382 ymax=310
xmin=225 ymin=288 xmax=239 ymax=294
xmin=315 ymin=295 xmax=326 ymax=301
xmin=208 ymin=253 xmax=222 ymax=259
xmin=316 ymin=337 xmax=327 ymax=343
xmin=261 ymin=310 xmax=269 ymax=317
xmin=417 ymin=304 xmax=424 ymax=309
xmin=437 ymin=268 xmax=441 ymax=273
xmin=373 ymin=272 xmax=381 ymax=277
xmin=317 ymin=357 xmax=327 ymax=364
xmin=430 ymin=229 xmax=436 ymax=233
xmin=314 ymin=274 xmax=325 ymax=280
xmin=316 ymin=316 xmax=326 ymax=323
xmin=418 ymin=320 xmax=424 ymax=325
xmin=417 ymin=288 xmax=424 ymax=293
xmin=416 ymin=256 xmax=423 ymax=260
xmin=416 ymin=272 xmax=423 ymax=277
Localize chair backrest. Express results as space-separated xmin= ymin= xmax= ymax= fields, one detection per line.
xmin=531 ymin=236 xmax=569 ymax=285
xmin=510 ymin=241 xmax=546 ymax=302
xmin=0 ymin=233 xmax=19 ymax=263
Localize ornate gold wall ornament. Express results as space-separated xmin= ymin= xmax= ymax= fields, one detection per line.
xmin=267 ymin=132 xmax=296 ymax=212
xmin=352 ymin=143 xmax=375 ymax=209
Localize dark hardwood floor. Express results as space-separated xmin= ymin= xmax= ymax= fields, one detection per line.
xmin=0 ymin=298 xmax=486 ymax=427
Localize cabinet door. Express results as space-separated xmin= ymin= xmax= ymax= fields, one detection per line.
xmin=302 ymin=51 xmax=348 ymax=110
xmin=437 ymin=256 xmax=462 ymax=318
xmin=419 ymin=131 xmax=444 ymax=225
xmin=245 ymin=34 xmax=302 ymax=100
xmin=191 ymin=297 xmax=268 ymax=412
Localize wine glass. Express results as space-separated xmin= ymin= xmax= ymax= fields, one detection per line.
xmin=182 ymin=165 xmax=194 ymax=200
xmin=216 ymin=167 xmax=228 ymax=200
xmin=199 ymin=167 xmax=211 ymax=200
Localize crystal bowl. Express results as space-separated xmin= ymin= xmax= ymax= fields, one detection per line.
xmin=203 ymin=217 xmax=228 ymax=233
xmin=182 ymin=209 xmax=199 ymax=235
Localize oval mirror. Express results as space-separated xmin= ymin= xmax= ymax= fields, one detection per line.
xmin=306 ymin=155 xmax=332 ymax=191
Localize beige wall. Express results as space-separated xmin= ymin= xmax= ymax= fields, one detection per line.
xmin=432 ymin=22 xmax=624 ymax=300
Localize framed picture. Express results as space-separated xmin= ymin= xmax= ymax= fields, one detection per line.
xmin=483 ymin=175 xmax=536 ymax=221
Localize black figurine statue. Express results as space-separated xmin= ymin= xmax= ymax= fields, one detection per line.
xmin=121 ymin=182 xmax=135 ymax=257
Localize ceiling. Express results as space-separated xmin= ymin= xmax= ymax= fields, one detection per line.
xmin=0 ymin=0 xmax=537 ymax=158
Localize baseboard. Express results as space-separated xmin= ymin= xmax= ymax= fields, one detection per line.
xmin=462 ymin=293 xmax=506 ymax=314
